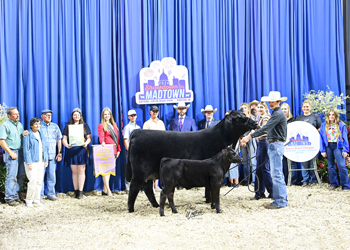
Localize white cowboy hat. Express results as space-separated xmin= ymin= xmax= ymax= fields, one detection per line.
xmin=173 ymin=102 xmax=190 ymax=110
xmin=261 ymin=91 xmax=287 ymax=102
xmin=201 ymin=105 xmax=217 ymax=114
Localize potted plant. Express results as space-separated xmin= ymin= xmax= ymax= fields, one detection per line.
xmin=303 ymin=86 xmax=349 ymax=119
xmin=0 ymin=103 xmax=7 ymax=200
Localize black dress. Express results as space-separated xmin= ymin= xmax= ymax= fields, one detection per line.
xmin=62 ymin=123 xmax=91 ymax=166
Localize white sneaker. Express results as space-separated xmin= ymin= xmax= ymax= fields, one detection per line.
xmin=34 ymin=201 xmax=43 ymax=207
xmin=26 ymin=202 xmax=34 ymax=208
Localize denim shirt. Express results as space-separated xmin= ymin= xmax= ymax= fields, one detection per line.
xmin=23 ymin=129 xmax=49 ymax=164
xmin=40 ymin=122 xmax=62 ymax=160
xmin=320 ymin=121 xmax=349 ymax=153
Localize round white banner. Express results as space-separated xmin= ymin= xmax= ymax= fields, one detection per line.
xmin=284 ymin=121 xmax=320 ymax=162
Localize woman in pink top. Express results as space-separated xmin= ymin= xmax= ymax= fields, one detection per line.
xmin=98 ymin=107 xmax=121 ymax=196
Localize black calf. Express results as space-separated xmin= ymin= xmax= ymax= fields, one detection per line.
xmin=159 ymin=146 xmax=242 ymax=216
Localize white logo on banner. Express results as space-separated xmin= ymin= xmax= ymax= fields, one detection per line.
xmin=284 ymin=121 xmax=320 ymax=162
xmin=135 ymin=57 xmax=194 ymax=105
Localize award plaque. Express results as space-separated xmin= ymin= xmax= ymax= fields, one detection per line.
xmin=68 ymin=124 xmax=85 ymax=146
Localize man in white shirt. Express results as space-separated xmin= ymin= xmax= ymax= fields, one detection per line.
xmin=143 ymin=105 xmax=165 ymax=190
xmin=143 ymin=106 xmax=166 ymax=130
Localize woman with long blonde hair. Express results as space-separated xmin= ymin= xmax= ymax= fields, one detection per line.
xmin=97 ymin=107 xmax=121 ymax=196
xmin=320 ymin=109 xmax=350 ymax=190
xmin=281 ymin=103 xmax=294 ymax=121
xmin=251 ymin=101 xmax=272 ymax=200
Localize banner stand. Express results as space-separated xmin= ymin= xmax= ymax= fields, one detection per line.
xmin=287 ymin=157 xmax=322 ymax=187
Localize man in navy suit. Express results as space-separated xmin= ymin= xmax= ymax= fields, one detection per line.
xmin=198 ymin=105 xmax=220 ymax=130
xmin=169 ymin=102 xmax=197 ymax=132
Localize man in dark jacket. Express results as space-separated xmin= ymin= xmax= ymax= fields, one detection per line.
xmin=241 ymin=91 xmax=288 ymax=209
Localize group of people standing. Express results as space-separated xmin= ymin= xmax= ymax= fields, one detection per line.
xmin=239 ymin=92 xmax=350 ymax=209
xmin=0 ymin=107 xmax=122 ymax=207
xmin=1 ymin=90 xmax=349 ymax=209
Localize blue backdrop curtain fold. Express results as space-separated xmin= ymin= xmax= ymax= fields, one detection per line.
xmin=0 ymin=0 xmax=346 ymax=193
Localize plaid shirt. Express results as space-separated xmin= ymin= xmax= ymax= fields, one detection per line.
xmin=40 ymin=122 xmax=62 ymax=160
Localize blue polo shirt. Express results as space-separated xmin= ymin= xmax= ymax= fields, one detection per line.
xmin=0 ymin=119 xmax=24 ymax=150
xmin=40 ymin=122 xmax=62 ymax=160
xmin=123 ymin=122 xmax=141 ymax=143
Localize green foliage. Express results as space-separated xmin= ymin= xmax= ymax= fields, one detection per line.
xmin=346 ymin=156 xmax=350 ymax=179
xmin=317 ymin=157 xmax=329 ymax=180
xmin=303 ymin=86 xmax=349 ymax=117
xmin=0 ymin=103 xmax=8 ymax=127
xmin=0 ymin=162 xmax=5 ymax=193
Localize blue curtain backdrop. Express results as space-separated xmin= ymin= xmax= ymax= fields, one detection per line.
xmin=0 ymin=0 xmax=346 ymax=193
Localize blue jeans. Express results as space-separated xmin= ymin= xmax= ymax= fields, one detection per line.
xmin=247 ymin=139 xmax=257 ymax=184
xmin=41 ymin=159 xmax=57 ymax=198
xmin=282 ymin=156 xmax=300 ymax=185
xmin=255 ymin=140 xmax=272 ymax=198
xmin=4 ymin=149 xmax=25 ymax=203
xmin=240 ymin=145 xmax=249 ymax=183
xmin=301 ymin=159 xmax=317 ymax=184
xmin=268 ymin=141 xmax=288 ymax=207
xmin=326 ymin=142 xmax=350 ymax=189
xmin=226 ymin=163 xmax=239 ymax=179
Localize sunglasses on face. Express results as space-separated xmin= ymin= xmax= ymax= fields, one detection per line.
xmin=130 ymin=114 xmax=137 ymax=117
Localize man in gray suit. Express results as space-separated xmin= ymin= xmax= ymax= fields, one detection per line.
xmin=198 ymin=105 xmax=221 ymax=202
xmin=198 ymin=105 xmax=220 ymax=130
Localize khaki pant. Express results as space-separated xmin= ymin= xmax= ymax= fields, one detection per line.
xmin=24 ymin=162 xmax=45 ymax=204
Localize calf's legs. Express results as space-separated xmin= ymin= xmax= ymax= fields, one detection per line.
xmin=168 ymin=187 xmax=177 ymax=214
xmin=159 ymin=190 xmax=167 ymax=216
xmin=210 ymin=186 xmax=222 ymax=213
xmin=159 ymin=186 xmax=177 ymax=216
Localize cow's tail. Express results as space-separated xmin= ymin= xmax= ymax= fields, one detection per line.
xmin=125 ymin=149 xmax=132 ymax=182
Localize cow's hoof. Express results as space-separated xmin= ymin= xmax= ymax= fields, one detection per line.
xmin=205 ymin=198 xmax=211 ymax=203
xmin=160 ymin=213 xmax=165 ymax=217
xmin=172 ymin=209 xmax=178 ymax=214
xmin=211 ymin=204 xmax=216 ymax=209
xmin=128 ymin=208 xmax=135 ymax=213
xmin=217 ymin=210 xmax=222 ymax=214
xmin=152 ymin=203 xmax=160 ymax=208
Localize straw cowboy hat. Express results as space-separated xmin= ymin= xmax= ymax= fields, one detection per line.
xmin=248 ymin=100 xmax=259 ymax=107
xmin=173 ymin=102 xmax=190 ymax=110
xmin=261 ymin=91 xmax=287 ymax=102
xmin=201 ymin=105 xmax=217 ymax=114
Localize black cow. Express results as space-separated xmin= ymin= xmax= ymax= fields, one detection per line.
xmin=159 ymin=145 xmax=242 ymax=216
xmin=125 ymin=110 xmax=257 ymax=212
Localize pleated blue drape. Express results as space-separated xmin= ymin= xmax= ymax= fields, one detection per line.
xmin=0 ymin=0 xmax=346 ymax=192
